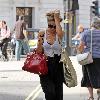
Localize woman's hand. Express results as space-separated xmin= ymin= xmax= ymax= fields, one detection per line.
xmin=36 ymin=31 xmax=45 ymax=53
xmin=53 ymin=10 xmax=63 ymax=39
xmin=38 ymin=37 xmax=44 ymax=45
xmin=77 ymin=41 xmax=84 ymax=53
xmin=36 ymin=38 xmax=44 ymax=53
xmin=54 ymin=10 xmax=60 ymax=23
xmin=37 ymin=30 xmax=44 ymax=45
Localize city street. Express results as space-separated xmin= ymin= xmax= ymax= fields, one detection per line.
xmin=0 ymin=81 xmax=39 ymax=100
xmin=0 ymin=57 xmax=98 ymax=100
xmin=0 ymin=59 xmax=40 ymax=100
xmin=0 ymin=0 xmax=100 ymax=100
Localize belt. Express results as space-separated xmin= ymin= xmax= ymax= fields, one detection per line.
xmin=47 ymin=54 xmax=61 ymax=60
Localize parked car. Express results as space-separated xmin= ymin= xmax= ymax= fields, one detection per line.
xmin=11 ymin=28 xmax=40 ymax=55
xmin=26 ymin=28 xmax=40 ymax=52
xmin=28 ymin=39 xmax=38 ymax=51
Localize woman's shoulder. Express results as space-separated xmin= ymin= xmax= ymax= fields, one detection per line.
xmin=82 ymin=29 xmax=90 ymax=36
xmin=80 ymin=29 xmax=90 ymax=41
xmin=92 ymin=29 xmax=100 ymax=33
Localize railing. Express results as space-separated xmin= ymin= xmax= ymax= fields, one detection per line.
xmin=26 ymin=28 xmax=40 ymax=32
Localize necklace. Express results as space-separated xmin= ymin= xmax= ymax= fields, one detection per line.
xmin=46 ymin=32 xmax=56 ymax=45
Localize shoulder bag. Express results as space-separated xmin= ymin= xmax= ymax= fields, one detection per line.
xmin=76 ymin=30 xmax=93 ymax=65
xmin=60 ymin=48 xmax=77 ymax=88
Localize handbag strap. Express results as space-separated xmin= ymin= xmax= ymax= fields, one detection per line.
xmin=90 ymin=29 xmax=92 ymax=53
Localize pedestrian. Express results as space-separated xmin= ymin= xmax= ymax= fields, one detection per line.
xmin=14 ymin=16 xmax=30 ymax=61
xmin=77 ymin=17 xmax=100 ymax=100
xmin=72 ymin=24 xmax=84 ymax=40
xmin=97 ymin=89 xmax=100 ymax=100
xmin=0 ymin=20 xmax=11 ymax=61
xmin=36 ymin=10 xmax=64 ymax=100
xmin=72 ymin=24 xmax=84 ymax=54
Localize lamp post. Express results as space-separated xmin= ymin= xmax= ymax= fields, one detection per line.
xmin=63 ymin=0 xmax=67 ymax=48
xmin=63 ymin=0 xmax=79 ymax=55
xmin=63 ymin=0 xmax=72 ymax=55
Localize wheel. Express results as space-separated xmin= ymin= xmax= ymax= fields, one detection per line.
xmin=97 ymin=96 xmax=100 ymax=100
xmin=0 ymin=54 xmax=6 ymax=61
xmin=0 ymin=49 xmax=6 ymax=61
xmin=6 ymin=48 xmax=13 ymax=61
xmin=6 ymin=42 xmax=14 ymax=61
xmin=0 ymin=42 xmax=14 ymax=61
xmin=97 ymin=90 xmax=100 ymax=100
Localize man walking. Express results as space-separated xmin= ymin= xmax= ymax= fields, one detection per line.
xmin=14 ymin=16 xmax=30 ymax=61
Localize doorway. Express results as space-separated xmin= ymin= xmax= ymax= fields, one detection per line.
xmin=16 ymin=7 xmax=32 ymax=28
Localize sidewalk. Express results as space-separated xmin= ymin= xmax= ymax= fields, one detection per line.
xmin=0 ymin=56 xmax=98 ymax=100
xmin=0 ymin=59 xmax=39 ymax=82
xmin=63 ymin=56 xmax=97 ymax=100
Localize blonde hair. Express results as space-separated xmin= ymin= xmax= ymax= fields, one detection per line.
xmin=77 ymin=24 xmax=84 ymax=33
xmin=78 ymin=24 xmax=84 ymax=29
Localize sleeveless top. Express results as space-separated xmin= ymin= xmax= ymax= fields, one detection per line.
xmin=43 ymin=32 xmax=62 ymax=57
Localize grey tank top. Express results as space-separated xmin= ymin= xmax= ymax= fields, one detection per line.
xmin=43 ymin=32 xmax=62 ymax=57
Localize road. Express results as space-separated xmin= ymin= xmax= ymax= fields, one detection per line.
xmin=0 ymin=57 xmax=98 ymax=100
xmin=0 ymin=81 xmax=39 ymax=100
xmin=0 ymin=59 xmax=40 ymax=100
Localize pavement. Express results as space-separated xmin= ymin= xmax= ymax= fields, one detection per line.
xmin=62 ymin=57 xmax=97 ymax=100
xmin=0 ymin=56 xmax=98 ymax=100
xmin=0 ymin=59 xmax=39 ymax=82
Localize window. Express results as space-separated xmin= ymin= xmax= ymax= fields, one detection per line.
xmin=16 ymin=7 xmax=32 ymax=28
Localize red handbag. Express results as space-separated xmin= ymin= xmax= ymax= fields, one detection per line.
xmin=22 ymin=50 xmax=48 ymax=75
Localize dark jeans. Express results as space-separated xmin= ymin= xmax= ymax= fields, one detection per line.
xmin=40 ymin=54 xmax=64 ymax=100
xmin=0 ymin=38 xmax=10 ymax=59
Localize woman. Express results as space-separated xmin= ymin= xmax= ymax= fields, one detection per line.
xmin=36 ymin=10 xmax=64 ymax=100
xmin=72 ymin=24 xmax=84 ymax=40
xmin=72 ymin=24 xmax=84 ymax=54
xmin=78 ymin=17 xmax=100 ymax=100
xmin=0 ymin=20 xmax=10 ymax=61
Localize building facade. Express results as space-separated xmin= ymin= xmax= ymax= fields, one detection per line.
xmin=0 ymin=0 xmax=93 ymax=30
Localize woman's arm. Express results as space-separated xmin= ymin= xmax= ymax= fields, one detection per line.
xmin=36 ymin=30 xmax=45 ymax=53
xmin=54 ymin=10 xmax=64 ymax=39
xmin=77 ymin=30 xmax=88 ymax=53
xmin=77 ymin=41 xmax=85 ymax=53
xmin=72 ymin=33 xmax=80 ymax=40
xmin=5 ymin=27 xmax=10 ymax=38
xmin=36 ymin=39 xmax=43 ymax=53
xmin=1 ymin=27 xmax=10 ymax=39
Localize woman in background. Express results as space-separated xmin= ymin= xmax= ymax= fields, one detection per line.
xmin=0 ymin=20 xmax=10 ymax=61
xmin=78 ymin=17 xmax=100 ymax=100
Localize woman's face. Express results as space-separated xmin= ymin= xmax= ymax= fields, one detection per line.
xmin=78 ymin=25 xmax=84 ymax=33
xmin=48 ymin=26 xmax=56 ymax=33
xmin=47 ymin=21 xmax=56 ymax=33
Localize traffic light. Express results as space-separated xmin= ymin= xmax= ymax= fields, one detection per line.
xmin=91 ymin=0 xmax=98 ymax=16
xmin=72 ymin=0 xmax=79 ymax=11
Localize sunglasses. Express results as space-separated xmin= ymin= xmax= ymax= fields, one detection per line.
xmin=39 ymin=34 xmax=44 ymax=37
xmin=48 ymin=25 xmax=56 ymax=29
xmin=47 ymin=19 xmax=55 ymax=22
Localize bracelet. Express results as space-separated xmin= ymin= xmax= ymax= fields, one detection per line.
xmin=56 ymin=25 xmax=61 ymax=28
xmin=56 ymin=25 xmax=61 ymax=26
